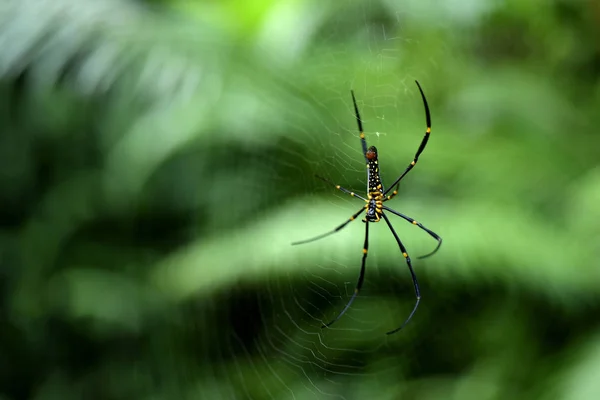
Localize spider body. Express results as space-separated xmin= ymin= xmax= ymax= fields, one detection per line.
xmin=364 ymin=146 xmax=384 ymax=222
xmin=365 ymin=193 xmax=383 ymax=222
xmin=292 ymin=81 xmax=442 ymax=335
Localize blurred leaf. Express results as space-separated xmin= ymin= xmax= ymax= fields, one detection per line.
xmin=2 ymin=0 xmax=600 ymax=399
xmin=560 ymin=332 xmax=600 ymax=400
xmin=51 ymin=268 xmax=166 ymax=333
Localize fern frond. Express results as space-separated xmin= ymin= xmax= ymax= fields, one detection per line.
xmin=0 ymin=0 xmax=226 ymax=106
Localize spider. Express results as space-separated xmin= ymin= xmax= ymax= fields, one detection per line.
xmin=292 ymin=81 xmax=442 ymax=335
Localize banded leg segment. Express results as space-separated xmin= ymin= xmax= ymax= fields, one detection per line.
xmin=384 ymin=80 xmax=432 ymax=198
xmin=381 ymin=213 xmax=420 ymax=335
xmin=291 ymin=207 xmax=365 ymax=246
xmin=315 ymin=175 xmax=368 ymax=202
xmin=322 ymin=221 xmax=369 ymax=328
xmin=386 ymin=183 xmax=401 ymax=201
xmin=351 ymin=90 xmax=368 ymax=161
xmin=383 ymin=206 xmax=442 ymax=259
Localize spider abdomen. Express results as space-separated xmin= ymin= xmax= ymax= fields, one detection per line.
xmin=366 ymin=145 xmax=384 ymax=223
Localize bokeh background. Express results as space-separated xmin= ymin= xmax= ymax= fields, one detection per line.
xmin=1 ymin=0 xmax=600 ymax=399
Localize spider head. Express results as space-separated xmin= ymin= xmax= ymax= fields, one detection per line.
xmin=366 ymin=146 xmax=378 ymax=160
xmin=366 ymin=206 xmax=377 ymax=220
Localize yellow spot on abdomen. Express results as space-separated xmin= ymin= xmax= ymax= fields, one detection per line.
xmin=362 ymin=249 xmax=368 ymax=254
xmin=411 ymin=161 xmax=416 ymax=166
xmin=360 ymin=132 xmax=365 ymax=139
xmin=412 ymin=221 xmax=417 ymax=225
xmin=402 ymin=252 xmax=408 ymax=258
xmin=426 ymin=127 xmax=431 ymax=134
xmin=336 ymin=185 xmax=341 ymax=189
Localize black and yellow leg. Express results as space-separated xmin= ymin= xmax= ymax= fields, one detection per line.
xmin=315 ymin=175 xmax=368 ymax=202
xmin=322 ymin=221 xmax=369 ymax=329
xmin=383 ymin=206 xmax=442 ymax=259
xmin=384 ymin=80 xmax=431 ymax=198
xmin=351 ymin=90 xmax=369 ymax=161
xmin=381 ymin=213 xmax=421 ymax=335
xmin=291 ymin=207 xmax=365 ymax=246
xmin=386 ymin=184 xmax=400 ymax=201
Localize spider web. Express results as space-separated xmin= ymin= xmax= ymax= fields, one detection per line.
xmin=225 ymin=4 xmax=452 ymax=399
xmin=7 ymin=1 xmax=596 ymax=400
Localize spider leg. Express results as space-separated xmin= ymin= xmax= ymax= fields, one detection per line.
xmin=291 ymin=207 xmax=365 ymax=246
xmin=314 ymin=175 xmax=368 ymax=201
xmin=384 ymin=80 xmax=432 ymax=198
xmin=381 ymin=213 xmax=420 ymax=335
xmin=322 ymin=221 xmax=369 ymax=329
xmin=385 ymin=183 xmax=402 ymax=201
xmin=351 ymin=90 xmax=369 ymax=161
xmin=383 ymin=206 xmax=442 ymax=259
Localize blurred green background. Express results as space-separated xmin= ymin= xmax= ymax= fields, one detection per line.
xmin=1 ymin=0 xmax=600 ymax=399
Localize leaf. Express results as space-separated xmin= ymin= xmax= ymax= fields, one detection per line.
xmin=559 ymin=332 xmax=600 ymax=400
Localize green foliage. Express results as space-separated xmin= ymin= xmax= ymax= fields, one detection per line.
xmin=1 ymin=0 xmax=599 ymax=399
